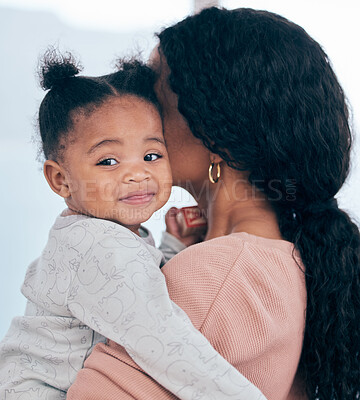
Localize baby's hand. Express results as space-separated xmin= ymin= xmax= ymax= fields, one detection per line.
xmin=165 ymin=207 xmax=207 ymax=247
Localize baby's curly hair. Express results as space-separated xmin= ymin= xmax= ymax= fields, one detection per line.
xmin=38 ymin=48 xmax=159 ymax=161
xmin=158 ymin=7 xmax=360 ymax=399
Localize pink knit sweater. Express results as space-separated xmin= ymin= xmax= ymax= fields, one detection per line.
xmin=67 ymin=232 xmax=307 ymax=400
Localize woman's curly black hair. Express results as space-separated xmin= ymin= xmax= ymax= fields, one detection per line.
xmin=38 ymin=48 xmax=160 ymax=161
xmin=158 ymin=7 xmax=360 ymax=399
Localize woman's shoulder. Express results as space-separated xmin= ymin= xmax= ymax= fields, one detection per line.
xmin=161 ymin=232 xmax=305 ymax=330
xmin=161 ymin=233 xmax=247 ymax=297
xmin=163 ymin=231 xmax=302 ymax=280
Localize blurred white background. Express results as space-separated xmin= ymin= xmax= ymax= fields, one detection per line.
xmin=0 ymin=0 xmax=359 ymax=339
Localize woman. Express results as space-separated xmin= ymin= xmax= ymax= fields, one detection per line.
xmin=68 ymin=7 xmax=360 ymax=400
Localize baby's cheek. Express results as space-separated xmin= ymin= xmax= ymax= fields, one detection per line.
xmin=98 ymin=181 xmax=118 ymax=201
xmin=74 ymin=179 xmax=98 ymax=203
xmin=160 ymin=179 xmax=173 ymax=202
xmin=159 ymin=164 xmax=173 ymax=200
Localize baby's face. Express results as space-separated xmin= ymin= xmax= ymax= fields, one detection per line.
xmin=61 ymin=95 xmax=172 ymax=231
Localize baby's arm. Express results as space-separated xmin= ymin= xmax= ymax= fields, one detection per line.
xmin=158 ymin=231 xmax=186 ymax=263
xmin=67 ymin=222 xmax=266 ymax=400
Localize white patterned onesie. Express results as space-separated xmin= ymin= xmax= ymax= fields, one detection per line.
xmin=0 ymin=214 xmax=266 ymax=400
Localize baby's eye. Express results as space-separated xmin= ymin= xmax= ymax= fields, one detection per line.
xmin=144 ymin=153 xmax=162 ymax=162
xmin=97 ymin=158 xmax=118 ymax=166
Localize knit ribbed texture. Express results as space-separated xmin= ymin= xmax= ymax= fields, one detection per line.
xmin=68 ymin=232 xmax=307 ymax=400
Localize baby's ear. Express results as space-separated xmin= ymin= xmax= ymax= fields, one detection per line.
xmin=43 ymin=160 xmax=71 ymax=198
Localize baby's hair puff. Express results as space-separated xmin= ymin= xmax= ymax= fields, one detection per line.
xmin=37 ymin=48 xmax=159 ymax=162
xmin=39 ymin=48 xmax=82 ymax=91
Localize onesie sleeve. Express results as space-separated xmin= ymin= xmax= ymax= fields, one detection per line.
xmin=158 ymin=231 xmax=187 ymax=263
xmin=66 ymin=220 xmax=267 ymax=400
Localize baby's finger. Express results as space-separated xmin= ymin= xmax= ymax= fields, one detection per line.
xmin=165 ymin=207 xmax=181 ymax=236
xmin=165 ymin=207 xmax=179 ymax=221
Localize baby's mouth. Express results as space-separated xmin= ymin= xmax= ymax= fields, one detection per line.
xmin=119 ymin=190 xmax=155 ymax=205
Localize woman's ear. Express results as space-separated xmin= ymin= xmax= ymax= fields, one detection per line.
xmin=43 ymin=160 xmax=71 ymax=199
xmin=209 ymin=152 xmax=223 ymax=164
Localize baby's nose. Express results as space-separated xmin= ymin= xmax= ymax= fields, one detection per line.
xmin=123 ymin=165 xmax=150 ymax=183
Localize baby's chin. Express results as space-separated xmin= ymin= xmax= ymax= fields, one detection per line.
xmin=77 ymin=198 xmax=166 ymax=228
xmin=97 ymin=208 xmax=155 ymax=228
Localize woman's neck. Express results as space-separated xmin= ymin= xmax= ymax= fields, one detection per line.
xmin=205 ymin=199 xmax=282 ymax=241
xmin=196 ymin=167 xmax=283 ymax=241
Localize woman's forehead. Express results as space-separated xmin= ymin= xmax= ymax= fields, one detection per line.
xmin=148 ymin=46 xmax=161 ymax=75
xmin=148 ymin=45 xmax=172 ymax=80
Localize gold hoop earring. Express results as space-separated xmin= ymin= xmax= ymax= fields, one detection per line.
xmin=209 ymin=162 xmax=221 ymax=184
